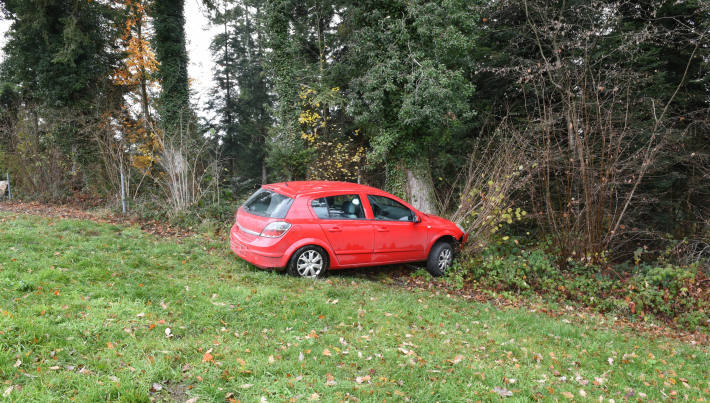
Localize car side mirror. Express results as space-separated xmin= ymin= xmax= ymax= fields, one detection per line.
xmin=413 ymin=215 xmax=421 ymax=223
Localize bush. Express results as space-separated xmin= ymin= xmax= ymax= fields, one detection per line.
xmin=628 ymin=264 xmax=699 ymax=318
xmin=458 ymin=241 xmax=709 ymax=331
xmin=468 ymin=241 xmax=560 ymax=292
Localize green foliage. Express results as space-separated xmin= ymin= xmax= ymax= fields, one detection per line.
xmin=1 ymin=0 xmax=120 ymax=107
xmin=628 ymin=264 xmax=698 ymax=318
xmin=344 ymin=0 xmax=478 ymax=163
xmin=457 ymin=240 xmax=709 ymax=331
xmin=471 ymin=242 xmax=560 ymax=292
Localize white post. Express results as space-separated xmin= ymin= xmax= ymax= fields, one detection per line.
xmin=120 ymin=167 xmax=127 ymax=214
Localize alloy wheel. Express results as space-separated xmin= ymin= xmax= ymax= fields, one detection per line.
xmin=296 ymin=250 xmax=324 ymax=278
xmin=438 ymin=248 xmax=452 ymax=272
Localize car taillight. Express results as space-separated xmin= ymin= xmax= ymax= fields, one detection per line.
xmin=260 ymin=221 xmax=291 ymax=238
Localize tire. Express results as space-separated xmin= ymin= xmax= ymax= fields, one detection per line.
xmin=287 ymin=245 xmax=329 ymax=278
xmin=426 ymin=241 xmax=454 ymax=277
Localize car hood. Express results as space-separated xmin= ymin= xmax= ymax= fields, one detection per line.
xmin=423 ymin=213 xmax=462 ymax=232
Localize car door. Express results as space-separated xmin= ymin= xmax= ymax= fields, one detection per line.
xmin=366 ymin=194 xmax=428 ymax=264
xmin=311 ymin=194 xmax=374 ymax=266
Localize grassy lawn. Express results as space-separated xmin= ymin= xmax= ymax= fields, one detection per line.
xmin=1 ymin=213 xmax=709 ymax=402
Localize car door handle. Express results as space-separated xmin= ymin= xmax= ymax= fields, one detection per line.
xmin=328 ymin=226 xmax=342 ymax=232
xmin=376 ymin=226 xmax=389 ymax=232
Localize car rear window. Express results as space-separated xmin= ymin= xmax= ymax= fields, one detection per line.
xmin=243 ymin=189 xmax=294 ymax=218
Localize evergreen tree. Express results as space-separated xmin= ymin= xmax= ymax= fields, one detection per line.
xmin=1 ymin=0 xmax=122 ymax=196
xmin=341 ymin=0 xmax=478 ymax=212
xmin=208 ymin=0 xmax=272 ymax=187
xmin=151 ymin=0 xmax=191 ymax=128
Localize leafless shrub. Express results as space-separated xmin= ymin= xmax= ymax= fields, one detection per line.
xmin=481 ymin=0 xmax=707 ymax=263
xmin=444 ymin=121 xmax=532 ymax=250
xmin=155 ymin=118 xmax=220 ymax=213
xmin=5 ymin=108 xmax=72 ymax=199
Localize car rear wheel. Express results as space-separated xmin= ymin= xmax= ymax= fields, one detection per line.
xmin=288 ymin=246 xmax=329 ymax=278
xmin=426 ymin=241 xmax=453 ymax=277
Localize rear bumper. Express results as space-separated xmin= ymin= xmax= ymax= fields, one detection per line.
xmin=230 ymin=224 xmax=286 ymax=269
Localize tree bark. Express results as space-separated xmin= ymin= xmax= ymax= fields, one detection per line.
xmin=404 ymin=162 xmax=437 ymax=215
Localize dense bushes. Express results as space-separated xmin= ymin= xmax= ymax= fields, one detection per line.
xmin=449 ymin=239 xmax=710 ymax=332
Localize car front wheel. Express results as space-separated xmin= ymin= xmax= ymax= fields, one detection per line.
xmin=426 ymin=241 xmax=453 ymax=277
xmin=288 ymin=245 xmax=329 ymax=278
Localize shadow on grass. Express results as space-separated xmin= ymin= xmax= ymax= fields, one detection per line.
xmin=328 ymin=263 xmax=419 ymax=281
xmin=243 ymin=261 xmax=422 ymax=283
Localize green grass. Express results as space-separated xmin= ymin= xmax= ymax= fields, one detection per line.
xmin=1 ymin=213 xmax=708 ymax=402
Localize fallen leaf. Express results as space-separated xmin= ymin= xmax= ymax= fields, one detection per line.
xmin=165 ymin=328 xmax=172 ymax=338
xmin=561 ymin=391 xmax=574 ymax=399
xmin=326 ymin=373 xmax=337 ymax=386
xmin=355 ymin=375 xmax=371 ymax=384
xmin=322 ymin=348 xmax=332 ymax=356
xmin=240 ymin=383 xmax=253 ymax=389
xmin=150 ymin=383 xmax=163 ymax=392
xmin=494 ymin=386 xmax=513 ymax=397
xmin=3 ymin=386 xmax=12 ymax=397
xmin=202 ymin=352 xmax=214 ymax=363
xmin=13 ymin=359 xmax=21 ymax=368
xmin=448 ymin=354 xmax=464 ymax=365
xmin=308 ymin=392 xmax=320 ymax=401
xmin=185 ymin=397 xmax=198 ymax=403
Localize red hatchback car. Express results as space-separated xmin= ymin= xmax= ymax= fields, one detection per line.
xmin=230 ymin=181 xmax=467 ymax=278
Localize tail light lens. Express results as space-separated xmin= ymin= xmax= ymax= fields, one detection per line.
xmin=260 ymin=221 xmax=291 ymax=238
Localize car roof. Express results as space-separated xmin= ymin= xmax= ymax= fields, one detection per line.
xmin=262 ymin=181 xmax=388 ymax=198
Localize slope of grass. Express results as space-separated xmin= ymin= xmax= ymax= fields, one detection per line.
xmin=0 ymin=213 xmax=708 ymax=402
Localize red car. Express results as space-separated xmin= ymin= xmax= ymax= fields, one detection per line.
xmin=230 ymin=181 xmax=467 ymax=278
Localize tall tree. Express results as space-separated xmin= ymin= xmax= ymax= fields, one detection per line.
xmin=262 ymin=0 xmax=347 ymax=181
xmin=342 ymin=0 xmax=478 ymax=212
xmin=112 ymin=0 xmax=162 ymax=172
xmin=208 ymin=0 xmax=272 ymax=187
xmin=1 ymin=0 xmax=121 ymax=197
xmin=151 ymin=0 xmax=191 ymax=127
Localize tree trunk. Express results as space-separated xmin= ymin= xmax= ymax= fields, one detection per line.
xmin=404 ymin=162 xmax=437 ymax=215
xmin=261 ymin=159 xmax=267 ymax=184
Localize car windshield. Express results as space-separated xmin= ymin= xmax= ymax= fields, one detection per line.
xmin=243 ymin=189 xmax=293 ymax=218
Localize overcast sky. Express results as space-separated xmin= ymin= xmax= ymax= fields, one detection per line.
xmin=0 ymin=1 xmax=218 ymax=120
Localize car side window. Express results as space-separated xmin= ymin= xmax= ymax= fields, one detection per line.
xmin=367 ymin=195 xmax=414 ymax=222
xmin=311 ymin=194 xmax=365 ymax=220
